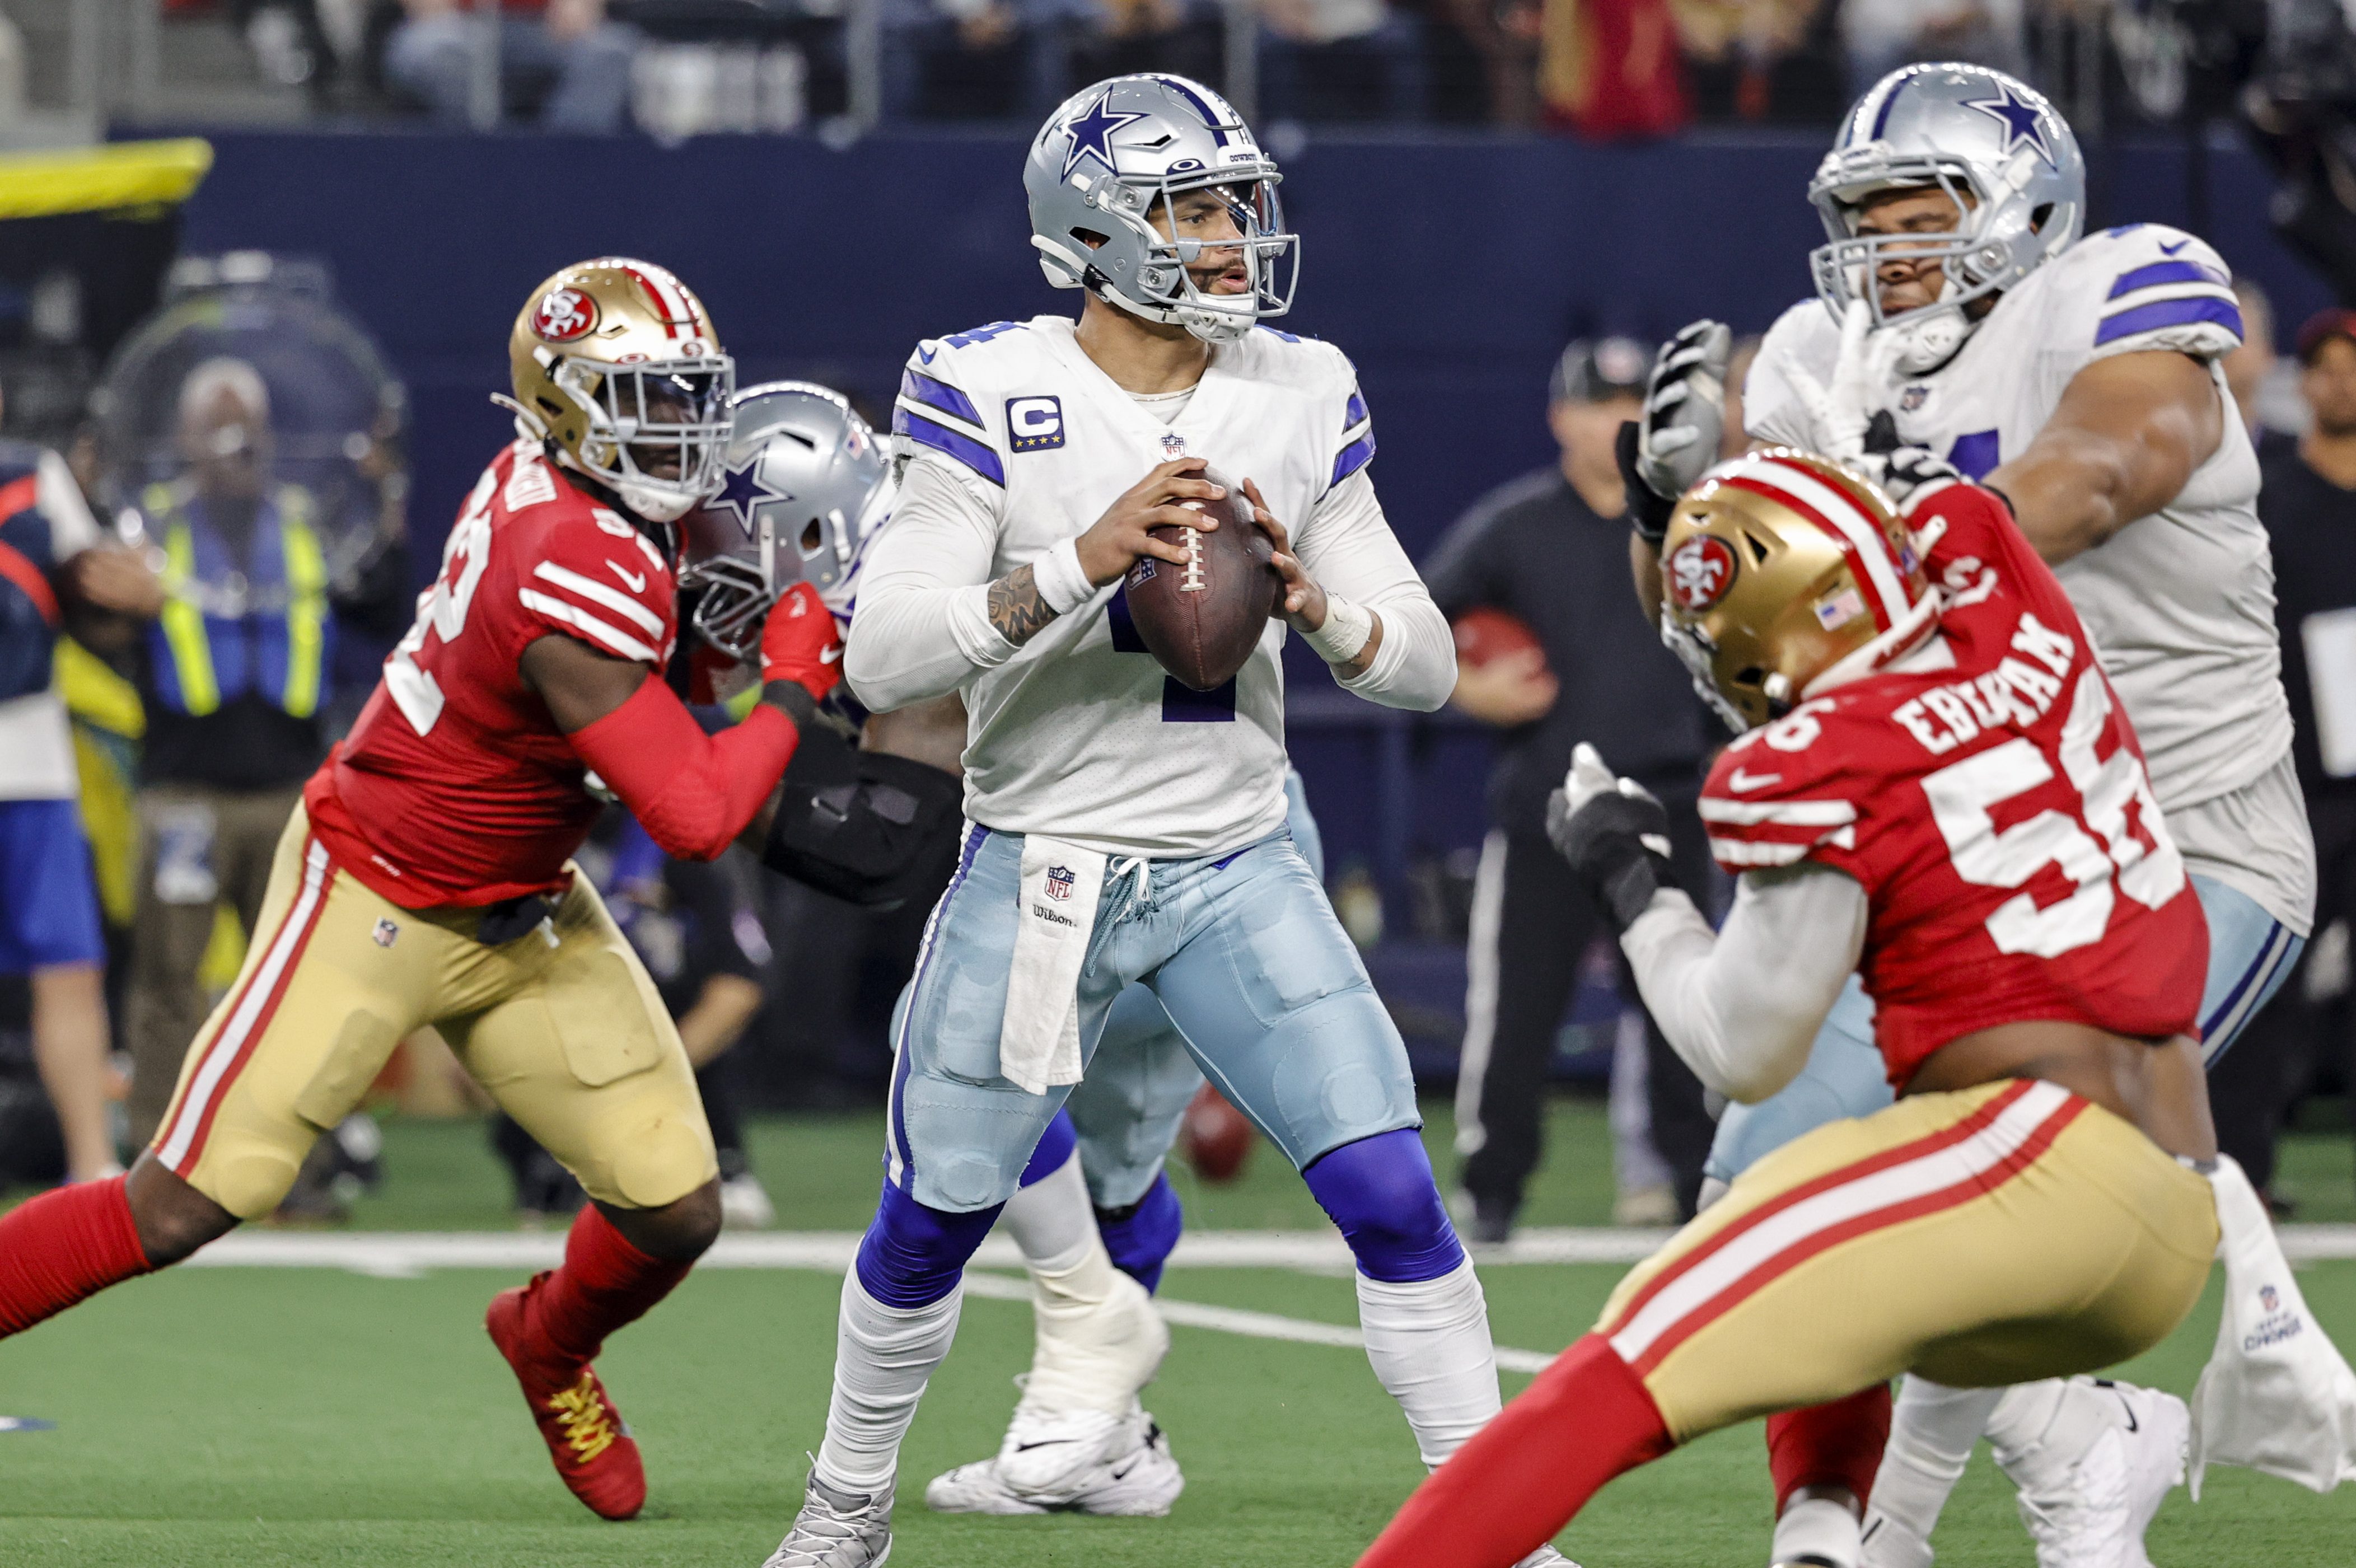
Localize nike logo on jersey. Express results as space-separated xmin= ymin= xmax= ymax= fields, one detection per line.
xmin=2159 ymin=239 xmax=2190 ymax=255
xmin=820 ymin=645 xmax=843 ymax=663
xmin=1727 ymin=768 xmax=1783 ymax=792
xmin=1013 ymin=1439 xmax=1076 ymax=1452
xmin=606 ymin=561 xmax=647 ymax=594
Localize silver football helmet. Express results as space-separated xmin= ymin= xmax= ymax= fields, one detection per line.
xmin=1809 ymin=63 xmax=2084 ymax=371
xmin=679 ymin=381 xmax=893 ymax=660
xmin=1026 ymin=73 xmax=1297 ymax=344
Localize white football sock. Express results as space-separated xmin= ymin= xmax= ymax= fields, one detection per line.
xmin=1355 ymin=1260 xmax=1502 ymax=1468
xmin=1773 ymin=1494 xmax=1861 ymax=1567
xmin=1001 ymin=1148 xmax=1095 ymax=1266
xmin=1986 ymin=1378 xmax=2114 ymax=1488
xmin=814 ymin=1271 xmax=963 ymax=1492
xmin=1867 ymin=1377 xmax=2004 ymax=1543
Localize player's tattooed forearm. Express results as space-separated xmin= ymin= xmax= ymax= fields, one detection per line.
xmin=987 ymin=564 xmax=1058 ymax=645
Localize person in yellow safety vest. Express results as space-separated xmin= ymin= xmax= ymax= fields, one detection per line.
xmin=121 ymin=356 xmax=411 ymax=1152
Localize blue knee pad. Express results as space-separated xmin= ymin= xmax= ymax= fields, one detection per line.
xmin=855 ymin=1181 xmax=1004 ymax=1308
xmin=1095 ymin=1171 xmax=1184 ymax=1294
xmin=1302 ymin=1128 xmax=1465 ymax=1283
xmin=1017 ymin=1108 xmax=1079 ymax=1188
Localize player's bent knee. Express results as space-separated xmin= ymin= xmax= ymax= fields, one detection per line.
xmin=124 ymin=1153 xmax=240 ymax=1266
xmin=854 ymin=1181 xmax=1004 ymax=1308
xmin=599 ymin=1178 xmax=723 ymax=1262
xmin=1302 ymin=1128 xmax=1465 ymax=1283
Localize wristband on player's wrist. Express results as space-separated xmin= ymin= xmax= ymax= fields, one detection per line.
xmin=1303 ymin=593 xmax=1374 ymax=664
xmin=1033 ymin=537 xmax=1096 ymax=615
xmin=761 ymin=679 xmax=818 ymax=729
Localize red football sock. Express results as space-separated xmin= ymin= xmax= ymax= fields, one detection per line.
xmin=1768 ymin=1385 xmax=1894 ymax=1513
xmin=0 ymin=1176 xmax=152 ymax=1337
xmin=522 ymin=1205 xmax=693 ymax=1374
xmin=1356 ymin=1334 xmax=1674 ymax=1568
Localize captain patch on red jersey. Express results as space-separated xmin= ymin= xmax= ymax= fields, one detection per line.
xmin=306 ymin=439 xmax=680 ymax=909
xmin=1700 ymin=480 xmax=2208 ymax=1085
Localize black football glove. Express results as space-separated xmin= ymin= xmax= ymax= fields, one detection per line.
xmin=1545 ymin=743 xmax=1684 ymax=934
xmin=1622 ymin=320 xmax=1732 ymax=544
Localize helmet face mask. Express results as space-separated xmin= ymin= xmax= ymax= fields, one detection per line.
xmin=679 ymin=381 xmax=894 ymax=661
xmin=507 ymin=259 xmax=735 ymax=525
xmin=1028 ymin=74 xmax=1298 ymax=344
xmin=1808 ymin=64 xmax=2083 ymax=367
xmin=1658 ymin=450 xmax=1938 ymax=733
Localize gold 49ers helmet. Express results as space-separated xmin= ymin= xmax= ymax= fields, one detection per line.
xmin=1658 ymin=448 xmax=1938 ymax=731
xmin=503 ymin=258 xmax=733 ymax=523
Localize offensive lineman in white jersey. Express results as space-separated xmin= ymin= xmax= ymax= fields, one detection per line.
xmin=760 ymin=73 xmax=1550 ymax=1568
xmin=1619 ymin=63 xmax=2317 ymax=1568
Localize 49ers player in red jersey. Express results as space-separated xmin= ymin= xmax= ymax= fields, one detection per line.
xmin=1353 ymin=450 xmax=2223 ymax=1568
xmin=0 ymin=259 xmax=841 ymax=1522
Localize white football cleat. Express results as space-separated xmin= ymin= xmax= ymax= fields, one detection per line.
xmin=2007 ymin=1381 xmax=2187 ymax=1568
xmin=719 ymin=1172 xmax=777 ymax=1229
xmin=764 ymin=1472 xmax=894 ymax=1567
xmin=1858 ymin=1506 xmax=1937 ymax=1568
xmin=926 ymin=1405 xmax=1184 ymax=1515
xmin=1515 ymin=1546 xmax=1580 ymax=1567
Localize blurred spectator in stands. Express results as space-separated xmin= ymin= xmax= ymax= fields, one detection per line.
xmin=1839 ymin=0 xmax=2023 ymax=99
xmin=882 ymin=0 xmax=1065 ymax=120
xmin=1419 ymin=336 xmax=1715 ymax=1239
xmin=1672 ymin=0 xmax=1822 ymax=121
xmin=387 ymin=0 xmax=639 ymax=130
xmin=493 ymin=812 xmax=777 ymax=1228
xmin=120 ymin=359 xmax=412 ymax=1159
xmin=1539 ymin=0 xmax=1687 ymax=137
xmin=0 ymin=391 xmax=158 ymax=1187
xmin=1260 ymin=0 xmax=1428 ymax=121
xmin=2215 ymin=307 xmax=2356 ymax=1198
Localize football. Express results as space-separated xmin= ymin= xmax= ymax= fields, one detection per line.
xmin=1124 ymin=465 xmax=1282 ymax=691
xmin=1178 ymin=1081 xmax=1258 ymax=1183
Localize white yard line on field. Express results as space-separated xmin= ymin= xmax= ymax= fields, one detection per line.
xmin=179 ymin=1223 xmax=2356 ymax=1279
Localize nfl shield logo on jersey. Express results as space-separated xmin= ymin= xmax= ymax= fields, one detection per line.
xmin=1161 ymin=432 xmax=1188 ymax=459
xmin=1901 ymin=385 xmax=1930 ymax=412
xmin=372 ymin=918 xmax=400 ymax=948
xmin=1045 ymin=865 xmax=1076 ymax=901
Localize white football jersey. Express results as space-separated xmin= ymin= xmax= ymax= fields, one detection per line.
xmin=851 ymin=313 xmax=1445 ymax=858
xmin=1746 ymin=223 xmax=2291 ymax=818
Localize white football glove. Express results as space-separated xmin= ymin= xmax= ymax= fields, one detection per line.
xmin=1780 ymin=299 xmax=1906 ymax=469
xmin=1621 ymin=320 xmax=1731 ymax=543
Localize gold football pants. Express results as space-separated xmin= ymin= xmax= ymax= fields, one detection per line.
xmin=1593 ymin=1078 xmax=2219 ymax=1441
xmin=149 ymin=806 xmax=716 ymax=1219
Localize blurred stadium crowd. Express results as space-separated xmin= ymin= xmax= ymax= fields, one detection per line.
xmin=0 ymin=0 xmax=2302 ymax=135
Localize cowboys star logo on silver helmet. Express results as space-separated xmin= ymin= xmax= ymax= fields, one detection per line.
xmin=1026 ymin=73 xmax=1298 ymax=345
xmin=1807 ymin=63 xmax=2084 ymax=371
xmin=679 ymin=381 xmax=895 ymax=661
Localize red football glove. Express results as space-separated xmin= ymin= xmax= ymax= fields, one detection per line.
xmin=761 ymin=581 xmax=844 ymax=701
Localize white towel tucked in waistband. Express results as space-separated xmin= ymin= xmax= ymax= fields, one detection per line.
xmin=998 ymin=836 xmax=1107 ymax=1094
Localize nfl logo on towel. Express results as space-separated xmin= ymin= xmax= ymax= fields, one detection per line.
xmin=1045 ymin=865 xmax=1076 ymax=901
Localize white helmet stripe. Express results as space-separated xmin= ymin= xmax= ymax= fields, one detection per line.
xmin=621 ymin=263 xmax=692 ymax=339
xmin=1736 ymin=459 xmax=1910 ymax=620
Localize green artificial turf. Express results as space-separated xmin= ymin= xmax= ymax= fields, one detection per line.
xmin=0 ymin=1257 xmax=2350 ymax=1566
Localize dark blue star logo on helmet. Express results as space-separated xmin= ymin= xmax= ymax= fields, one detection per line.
xmin=707 ymin=455 xmax=788 ymax=539
xmin=1062 ymin=92 xmax=1149 ymax=181
xmin=1961 ymin=79 xmax=2052 ymax=165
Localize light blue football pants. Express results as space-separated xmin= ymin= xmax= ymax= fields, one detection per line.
xmin=884 ymin=776 xmax=1407 ymax=1214
xmin=1704 ymin=873 xmax=2306 ymax=1185
xmin=1057 ymin=770 xmax=1325 ymax=1208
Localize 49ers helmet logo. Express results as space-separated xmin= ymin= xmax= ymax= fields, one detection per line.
xmin=1667 ymin=535 xmax=1738 ymax=612
xmin=532 ymin=287 xmax=599 ymax=343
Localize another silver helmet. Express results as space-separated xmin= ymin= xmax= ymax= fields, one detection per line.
xmin=679 ymin=381 xmax=892 ymax=660
xmin=1026 ymin=74 xmax=1297 ymax=344
xmin=1808 ymin=63 xmax=2084 ymax=368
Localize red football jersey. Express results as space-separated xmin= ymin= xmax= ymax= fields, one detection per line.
xmin=305 ymin=439 xmax=679 ymax=909
xmin=1700 ymin=484 xmax=2208 ymax=1088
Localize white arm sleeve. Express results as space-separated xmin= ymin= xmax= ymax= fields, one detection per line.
xmin=1297 ymin=470 xmax=1456 ymax=712
xmin=1618 ymin=864 xmax=1869 ymax=1103
xmin=842 ymin=456 xmax=1017 ymax=713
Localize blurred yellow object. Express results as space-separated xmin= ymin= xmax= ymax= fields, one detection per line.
xmin=56 ymin=636 xmax=143 ymax=929
xmin=0 ymin=139 xmax=212 ymax=220
xmin=199 ymin=904 xmax=246 ymax=994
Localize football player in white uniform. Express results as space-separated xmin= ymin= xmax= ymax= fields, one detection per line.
xmin=1618 ymin=62 xmax=2316 ymax=1568
xmin=714 ymin=381 xmax=1331 ymax=1522
xmin=758 ymin=75 xmax=1543 ymax=1568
